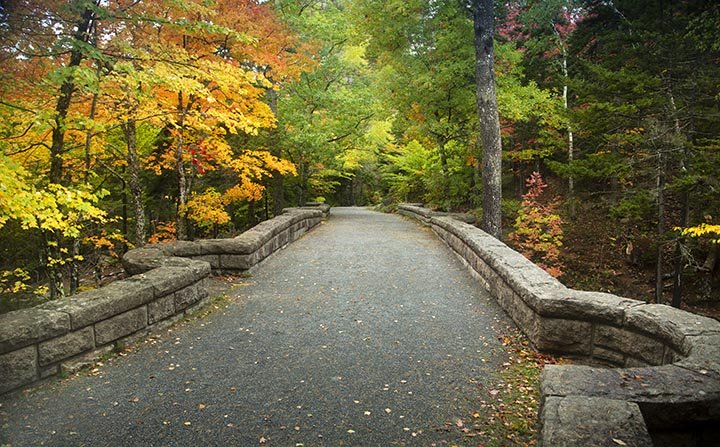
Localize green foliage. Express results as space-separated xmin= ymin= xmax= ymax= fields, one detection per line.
xmin=610 ymin=190 xmax=654 ymax=221
xmin=382 ymin=140 xmax=431 ymax=203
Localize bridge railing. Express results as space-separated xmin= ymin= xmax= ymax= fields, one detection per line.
xmin=0 ymin=205 xmax=329 ymax=395
xmin=398 ymin=203 xmax=720 ymax=447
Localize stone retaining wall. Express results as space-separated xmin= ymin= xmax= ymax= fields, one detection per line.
xmin=0 ymin=206 xmax=328 ymax=395
xmin=398 ymin=204 xmax=720 ymax=447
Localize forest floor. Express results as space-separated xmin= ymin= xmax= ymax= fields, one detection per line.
xmin=559 ymin=202 xmax=720 ymax=320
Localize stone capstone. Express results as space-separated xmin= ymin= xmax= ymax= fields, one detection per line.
xmin=540 ymin=396 xmax=652 ymax=447
xmin=40 ymin=280 xmax=153 ymax=329
xmin=0 ymin=309 xmax=70 ymax=354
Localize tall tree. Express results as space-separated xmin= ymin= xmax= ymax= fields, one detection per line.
xmin=473 ymin=0 xmax=503 ymax=239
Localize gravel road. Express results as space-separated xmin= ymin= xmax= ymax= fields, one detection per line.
xmin=1 ymin=207 xmax=515 ymax=446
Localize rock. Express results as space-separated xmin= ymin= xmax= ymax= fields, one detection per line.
xmin=540 ymin=396 xmax=652 ymax=447
xmin=94 ymin=307 xmax=148 ymax=345
xmin=41 ymin=280 xmax=153 ymax=330
xmin=0 ymin=346 xmax=37 ymax=394
xmin=0 ymin=309 xmax=70 ymax=354
xmin=148 ymin=294 xmax=176 ymax=325
xmin=38 ymin=327 xmax=95 ymax=366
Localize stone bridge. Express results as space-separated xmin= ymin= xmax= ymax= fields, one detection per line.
xmin=1 ymin=205 xmax=718 ymax=446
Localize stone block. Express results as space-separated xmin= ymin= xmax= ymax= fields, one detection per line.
xmin=220 ymin=254 xmax=253 ymax=270
xmin=0 ymin=309 xmax=70 ymax=354
xmin=625 ymin=304 xmax=720 ymax=350
xmin=625 ymin=357 xmax=650 ymax=367
xmin=40 ymin=364 xmax=59 ymax=379
xmin=497 ymin=286 xmax=537 ymax=343
xmin=535 ymin=318 xmax=592 ymax=354
xmin=676 ymin=334 xmax=720 ymax=375
xmin=595 ymin=326 xmax=666 ymax=366
xmin=507 ymin=269 xmax=567 ymax=313
xmin=38 ymin=326 xmax=94 ymax=366
xmin=148 ymin=313 xmax=185 ymax=333
xmin=540 ymin=396 xmax=652 ymax=447
xmin=189 ymin=254 xmax=220 ymax=269
xmin=160 ymin=240 xmax=204 ymax=257
xmin=148 ymin=294 xmax=176 ymax=324
xmin=41 ymin=280 xmax=153 ymax=329
xmin=537 ymin=290 xmax=639 ymax=325
xmin=184 ymin=294 xmax=211 ymax=316
xmin=174 ymin=284 xmax=206 ymax=311
xmin=592 ymin=346 xmax=625 ymax=366
xmin=130 ymin=265 xmax=205 ymax=297
xmin=94 ymin=307 xmax=147 ymax=345
xmin=662 ymin=348 xmax=682 ymax=366
xmin=121 ymin=247 xmax=166 ymax=275
xmin=0 ymin=346 xmax=37 ymax=394
xmin=60 ymin=345 xmax=114 ymax=375
xmin=541 ymin=363 xmax=720 ymax=427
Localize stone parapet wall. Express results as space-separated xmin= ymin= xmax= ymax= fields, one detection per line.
xmin=0 ymin=206 xmax=328 ymax=395
xmin=123 ymin=206 xmax=328 ymax=275
xmin=398 ymin=204 xmax=720 ymax=447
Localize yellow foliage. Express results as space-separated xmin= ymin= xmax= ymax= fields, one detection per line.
xmin=182 ymin=189 xmax=231 ymax=230
xmin=0 ymin=155 xmax=106 ymax=237
xmin=678 ymin=224 xmax=720 ymax=244
xmin=85 ymin=231 xmax=130 ymax=258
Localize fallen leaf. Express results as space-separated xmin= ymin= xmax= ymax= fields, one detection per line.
xmin=347 ymin=429 xmax=355 ymax=434
xmin=612 ymin=439 xmax=627 ymax=446
xmin=183 ymin=421 xmax=191 ymax=426
xmin=385 ymin=408 xmax=392 ymax=414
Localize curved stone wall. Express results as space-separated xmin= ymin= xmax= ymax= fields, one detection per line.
xmin=0 ymin=206 xmax=328 ymax=395
xmin=398 ymin=204 xmax=720 ymax=447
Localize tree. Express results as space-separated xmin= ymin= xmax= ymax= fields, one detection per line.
xmin=473 ymin=0 xmax=503 ymax=239
xmin=0 ymin=0 xmax=307 ymax=303
xmin=509 ymin=172 xmax=564 ymax=277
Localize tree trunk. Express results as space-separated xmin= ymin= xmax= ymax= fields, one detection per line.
xmin=438 ymin=138 xmax=450 ymax=210
xmin=473 ymin=0 xmax=503 ymax=239
xmin=655 ymin=147 xmax=666 ymax=304
xmin=267 ymin=86 xmax=286 ymax=216
xmin=122 ymin=120 xmax=146 ymax=247
xmin=175 ymin=93 xmax=189 ymax=240
xmin=299 ymin=161 xmax=309 ymax=206
xmin=668 ymin=81 xmax=687 ymax=308
xmin=46 ymin=5 xmax=96 ymax=299
xmin=42 ymin=231 xmax=65 ymax=300
xmin=69 ymin=238 xmax=80 ymax=295
xmin=248 ymin=200 xmax=258 ymax=228
xmin=703 ymin=244 xmax=718 ymax=272
xmin=561 ymin=50 xmax=575 ymax=218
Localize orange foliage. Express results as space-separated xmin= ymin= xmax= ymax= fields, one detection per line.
xmin=147 ymin=222 xmax=177 ymax=244
xmin=508 ymin=172 xmax=565 ymax=277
